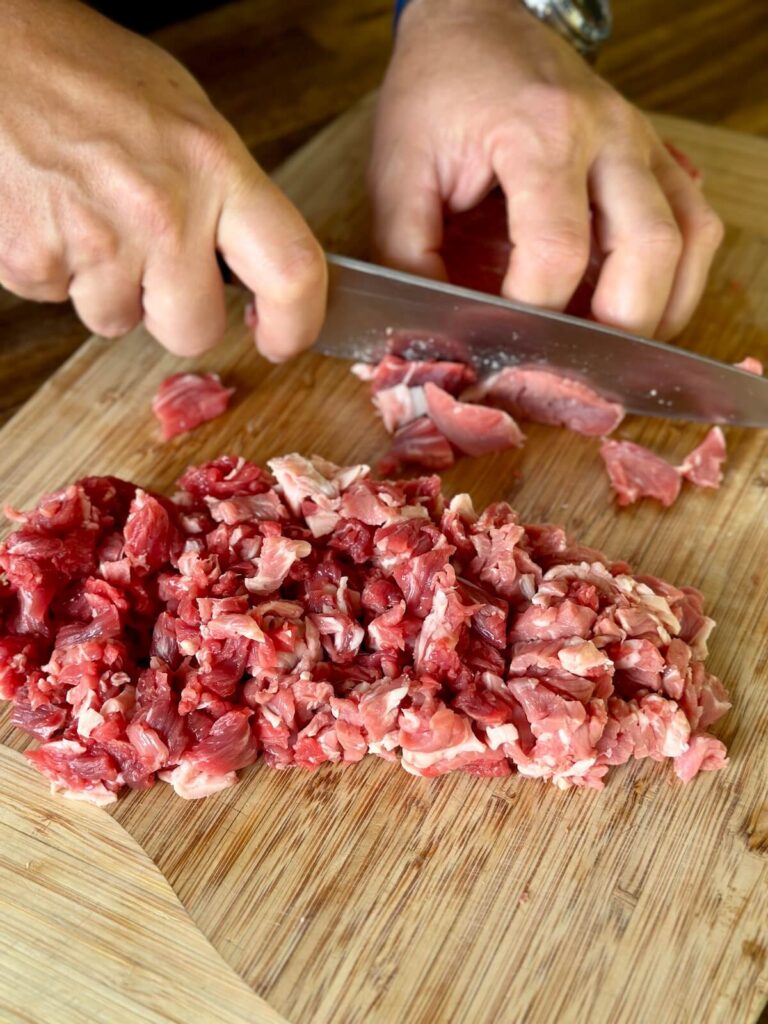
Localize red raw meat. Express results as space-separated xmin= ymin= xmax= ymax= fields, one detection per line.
xmin=351 ymin=351 xmax=627 ymax=479
xmin=600 ymin=440 xmax=682 ymax=507
xmin=378 ymin=418 xmax=455 ymax=475
xmin=353 ymin=354 xmax=476 ymax=395
xmin=464 ymin=366 xmax=624 ymax=436
xmin=733 ymin=356 xmax=764 ymax=376
xmin=373 ymin=385 xmax=428 ymax=433
xmin=678 ymin=427 xmax=726 ymax=489
xmin=0 ymin=453 xmax=729 ymax=803
xmin=152 ymin=373 xmax=235 ymax=441
xmin=423 ymin=383 xmax=524 ymax=456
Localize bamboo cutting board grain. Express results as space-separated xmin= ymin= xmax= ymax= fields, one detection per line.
xmin=0 ymin=95 xmax=767 ymax=1024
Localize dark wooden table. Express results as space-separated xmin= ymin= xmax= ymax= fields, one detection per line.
xmin=1 ymin=0 xmax=767 ymax=427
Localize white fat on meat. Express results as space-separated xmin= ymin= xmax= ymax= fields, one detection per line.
xmin=557 ymin=641 xmax=613 ymax=677
xmin=245 ymin=536 xmax=312 ymax=595
xmin=52 ymin=780 xmax=118 ymax=806
xmin=373 ymin=384 xmax=428 ymax=433
xmin=448 ymin=493 xmax=478 ymax=522
xmin=268 ymin=454 xmax=342 ymax=516
xmin=160 ymin=763 xmax=240 ymax=799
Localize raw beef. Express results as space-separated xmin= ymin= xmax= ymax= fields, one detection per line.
xmin=423 ymin=383 xmax=524 ymax=456
xmin=377 ymin=419 xmax=455 ymax=475
xmin=601 ymin=429 xmax=729 ymax=506
xmin=152 ymin=373 xmax=234 ymax=441
xmin=679 ymin=427 xmax=727 ymax=489
xmin=353 ymin=354 xmax=476 ymax=395
xmin=0 ymin=454 xmax=729 ymax=803
xmin=355 ymin=356 xmax=524 ymax=470
xmin=373 ymin=385 xmax=428 ymax=433
xmin=350 ymin=345 xmax=630 ymax=483
xmin=463 ymin=366 xmax=624 ymax=436
xmin=600 ymin=440 xmax=682 ymax=507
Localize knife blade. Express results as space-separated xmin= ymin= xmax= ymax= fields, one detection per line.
xmin=314 ymin=255 xmax=768 ymax=427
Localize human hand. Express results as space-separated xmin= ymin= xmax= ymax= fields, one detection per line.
xmin=369 ymin=0 xmax=724 ymax=340
xmin=0 ymin=0 xmax=326 ymax=359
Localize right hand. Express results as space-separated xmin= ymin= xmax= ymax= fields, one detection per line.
xmin=0 ymin=0 xmax=326 ymax=360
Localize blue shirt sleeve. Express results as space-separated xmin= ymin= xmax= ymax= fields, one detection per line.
xmin=393 ymin=0 xmax=411 ymax=27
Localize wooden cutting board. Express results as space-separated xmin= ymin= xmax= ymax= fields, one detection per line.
xmin=0 ymin=94 xmax=766 ymax=1024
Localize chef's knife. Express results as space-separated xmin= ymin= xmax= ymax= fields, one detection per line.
xmin=314 ymin=255 xmax=768 ymax=427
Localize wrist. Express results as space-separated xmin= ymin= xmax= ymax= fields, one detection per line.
xmin=397 ymin=0 xmax=610 ymax=57
xmin=398 ymin=0 xmax=533 ymax=37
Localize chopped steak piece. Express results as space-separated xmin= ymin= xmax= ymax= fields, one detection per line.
xmin=152 ymin=373 xmax=234 ymax=441
xmin=423 ymin=383 xmax=524 ymax=457
xmin=600 ymin=440 xmax=682 ymax=507
xmin=733 ymin=356 xmax=764 ymax=376
xmin=373 ymin=385 xmax=428 ymax=433
xmin=0 ymin=454 xmax=729 ymax=803
xmin=678 ymin=427 xmax=727 ymax=489
xmin=353 ymin=354 xmax=476 ymax=395
xmin=378 ymin=419 xmax=455 ymax=475
xmin=673 ymin=733 xmax=728 ymax=782
xmin=463 ymin=366 xmax=624 ymax=436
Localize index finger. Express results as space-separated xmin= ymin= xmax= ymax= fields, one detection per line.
xmin=218 ymin=166 xmax=327 ymax=362
xmin=368 ymin=148 xmax=447 ymax=280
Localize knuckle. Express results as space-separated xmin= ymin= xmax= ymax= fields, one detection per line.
xmin=604 ymin=92 xmax=641 ymax=130
xmin=523 ymin=89 xmax=586 ymax=162
xmin=268 ymin=239 xmax=327 ymax=302
xmin=87 ymin=314 xmax=140 ymax=339
xmin=692 ymin=207 xmax=725 ymax=249
xmin=531 ymin=228 xmax=590 ymax=274
xmin=527 ymin=84 xmax=583 ymax=130
xmin=137 ymin=188 xmax=180 ymax=240
xmin=0 ymin=244 xmax=60 ymax=289
xmin=179 ymin=116 xmax=233 ymax=171
xmin=637 ymin=218 xmax=683 ymax=258
xmin=114 ymin=169 xmax=181 ymax=240
xmin=70 ymin=218 xmax=120 ymax=268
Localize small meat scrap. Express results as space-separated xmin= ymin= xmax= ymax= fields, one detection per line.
xmin=423 ymin=383 xmax=524 ymax=457
xmin=152 ymin=373 xmax=234 ymax=441
xmin=353 ymin=355 xmax=521 ymax=472
xmin=352 ymin=354 xmax=476 ymax=395
xmin=378 ymin=418 xmax=455 ymax=475
xmin=733 ymin=356 xmax=764 ymax=376
xmin=600 ymin=440 xmax=682 ymax=508
xmin=678 ymin=427 xmax=727 ymax=489
xmin=373 ymin=384 xmax=428 ymax=433
xmin=464 ymin=366 xmax=624 ymax=436
xmin=0 ymin=453 xmax=729 ymax=804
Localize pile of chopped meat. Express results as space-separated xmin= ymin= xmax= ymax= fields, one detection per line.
xmin=0 ymin=454 xmax=729 ymax=805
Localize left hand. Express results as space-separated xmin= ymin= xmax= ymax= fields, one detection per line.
xmin=368 ymin=0 xmax=724 ymax=340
